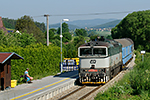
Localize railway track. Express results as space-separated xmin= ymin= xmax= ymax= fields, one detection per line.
xmin=57 ymin=85 xmax=102 ymax=100
xmin=50 ymin=70 xmax=125 ymax=100
xmin=50 ymin=55 xmax=135 ymax=100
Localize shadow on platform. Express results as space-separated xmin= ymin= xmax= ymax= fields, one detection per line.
xmin=53 ymin=70 xmax=78 ymax=79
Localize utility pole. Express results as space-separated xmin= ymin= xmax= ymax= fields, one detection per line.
xmin=44 ymin=14 xmax=49 ymax=46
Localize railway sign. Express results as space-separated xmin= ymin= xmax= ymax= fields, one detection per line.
xmin=140 ymin=50 xmax=145 ymax=54
xmin=141 ymin=50 xmax=145 ymax=62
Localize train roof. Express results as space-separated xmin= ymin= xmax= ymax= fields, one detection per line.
xmin=79 ymin=39 xmax=121 ymax=48
xmin=114 ymin=38 xmax=133 ymax=47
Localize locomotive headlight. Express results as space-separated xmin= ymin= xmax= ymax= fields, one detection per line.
xmin=83 ymin=69 xmax=87 ymax=72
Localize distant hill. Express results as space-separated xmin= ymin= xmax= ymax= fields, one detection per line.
xmin=50 ymin=23 xmax=81 ymax=30
xmin=68 ymin=18 xmax=119 ymax=28
xmin=2 ymin=17 xmax=121 ymax=31
xmin=50 ymin=18 xmax=121 ymax=30
xmin=91 ymin=20 xmax=121 ymax=29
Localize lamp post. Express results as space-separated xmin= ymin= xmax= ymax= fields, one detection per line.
xmin=60 ymin=19 xmax=69 ymax=73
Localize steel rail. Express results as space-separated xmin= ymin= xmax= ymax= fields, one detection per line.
xmin=58 ymin=85 xmax=86 ymax=100
xmin=78 ymin=85 xmax=102 ymax=100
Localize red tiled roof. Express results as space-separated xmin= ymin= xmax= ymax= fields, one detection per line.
xmin=0 ymin=52 xmax=24 ymax=64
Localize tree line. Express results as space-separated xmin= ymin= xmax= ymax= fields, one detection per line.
xmin=2 ymin=17 xmax=46 ymax=32
xmin=0 ymin=15 xmax=88 ymax=80
xmin=3 ymin=10 xmax=150 ymax=55
xmin=1 ymin=15 xmax=88 ymax=58
xmin=111 ymin=10 xmax=150 ymax=52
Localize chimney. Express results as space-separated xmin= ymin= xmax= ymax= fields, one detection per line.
xmin=0 ymin=16 xmax=8 ymax=34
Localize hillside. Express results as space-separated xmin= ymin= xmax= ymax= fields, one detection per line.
xmin=50 ymin=23 xmax=81 ymax=30
xmin=68 ymin=18 xmax=119 ymax=28
xmin=50 ymin=19 xmax=121 ymax=30
xmin=91 ymin=20 xmax=121 ymax=29
xmin=2 ymin=17 xmax=121 ymax=31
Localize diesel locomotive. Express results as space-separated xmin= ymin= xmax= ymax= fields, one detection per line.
xmin=78 ymin=37 xmax=134 ymax=84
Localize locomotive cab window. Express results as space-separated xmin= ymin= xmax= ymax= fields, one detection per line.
xmin=80 ymin=48 xmax=92 ymax=56
xmin=93 ymin=48 xmax=106 ymax=56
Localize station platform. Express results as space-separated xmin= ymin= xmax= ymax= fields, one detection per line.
xmin=0 ymin=71 xmax=78 ymax=100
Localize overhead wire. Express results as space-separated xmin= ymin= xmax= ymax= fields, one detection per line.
xmin=31 ymin=11 xmax=133 ymax=18
xmin=50 ymin=11 xmax=132 ymax=17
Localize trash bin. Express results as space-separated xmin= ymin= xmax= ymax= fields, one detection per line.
xmin=11 ymin=80 xmax=17 ymax=88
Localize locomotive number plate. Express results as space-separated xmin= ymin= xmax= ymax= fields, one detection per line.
xmin=90 ymin=60 xmax=96 ymax=64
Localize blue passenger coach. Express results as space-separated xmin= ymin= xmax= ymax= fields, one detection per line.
xmin=115 ymin=38 xmax=134 ymax=66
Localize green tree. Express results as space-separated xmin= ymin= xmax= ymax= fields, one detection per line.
xmin=75 ymin=28 xmax=87 ymax=37
xmin=106 ymin=35 xmax=113 ymax=40
xmin=73 ymin=36 xmax=85 ymax=48
xmin=88 ymin=31 xmax=96 ymax=37
xmin=45 ymin=28 xmax=57 ymax=42
xmin=54 ymin=34 xmax=60 ymax=41
xmin=64 ymin=42 xmax=76 ymax=58
xmin=11 ymin=31 xmax=36 ymax=47
xmin=35 ymin=21 xmax=46 ymax=33
xmin=2 ymin=18 xmax=16 ymax=29
xmin=0 ymin=30 xmax=7 ymax=46
xmin=0 ymin=30 xmax=36 ymax=47
xmin=57 ymin=22 xmax=69 ymax=34
xmin=111 ymin=10 xmax=150 ymax=51
xmin=51 ymin=39 xmax=60 ymax=47
xmin=15 ymin=15 xmax=45 ymax=44
xmin=90 ymin=35 xmax=99 ymax=41
xmin=62 ymin=32 xmax=72 ymax=42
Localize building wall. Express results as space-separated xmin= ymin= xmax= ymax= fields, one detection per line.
xmin=0 ymin=59 xmax=11 ymax=90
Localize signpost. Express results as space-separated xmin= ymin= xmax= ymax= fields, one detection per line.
xmin=140 ymin=50 xmax=146 ymax=62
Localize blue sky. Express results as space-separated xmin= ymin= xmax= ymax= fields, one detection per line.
xmin=1 ymin=0 xmax=150 ymax=24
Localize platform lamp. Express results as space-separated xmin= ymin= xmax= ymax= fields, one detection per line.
xmin=60 ymin=19 xmax=69 ymax=73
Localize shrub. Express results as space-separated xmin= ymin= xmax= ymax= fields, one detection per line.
xmin=0 ymin=43 xmax=62 ymax=81
xmin=95 ymin=51 xmax=150 ymax=99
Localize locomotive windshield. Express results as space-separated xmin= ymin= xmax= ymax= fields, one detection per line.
xmin=79 ymin=47 xmax=106 ymax=57
xmin=93 ymin=48 xmax=106 ymax=56
xmin=80 ymin=48 xmax=92 ymax=56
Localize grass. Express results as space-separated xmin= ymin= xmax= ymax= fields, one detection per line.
xmin=6 ymin=28 xmax=14 ymax=30
xmin=95 ymin=51 xmax=150 ymax=100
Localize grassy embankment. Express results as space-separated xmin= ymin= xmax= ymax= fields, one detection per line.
xmin=95 ymin=51 xmax=150 ymax=100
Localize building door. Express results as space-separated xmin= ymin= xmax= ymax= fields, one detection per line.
xmin=0 ymin=66 xmax=4 ymax=90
